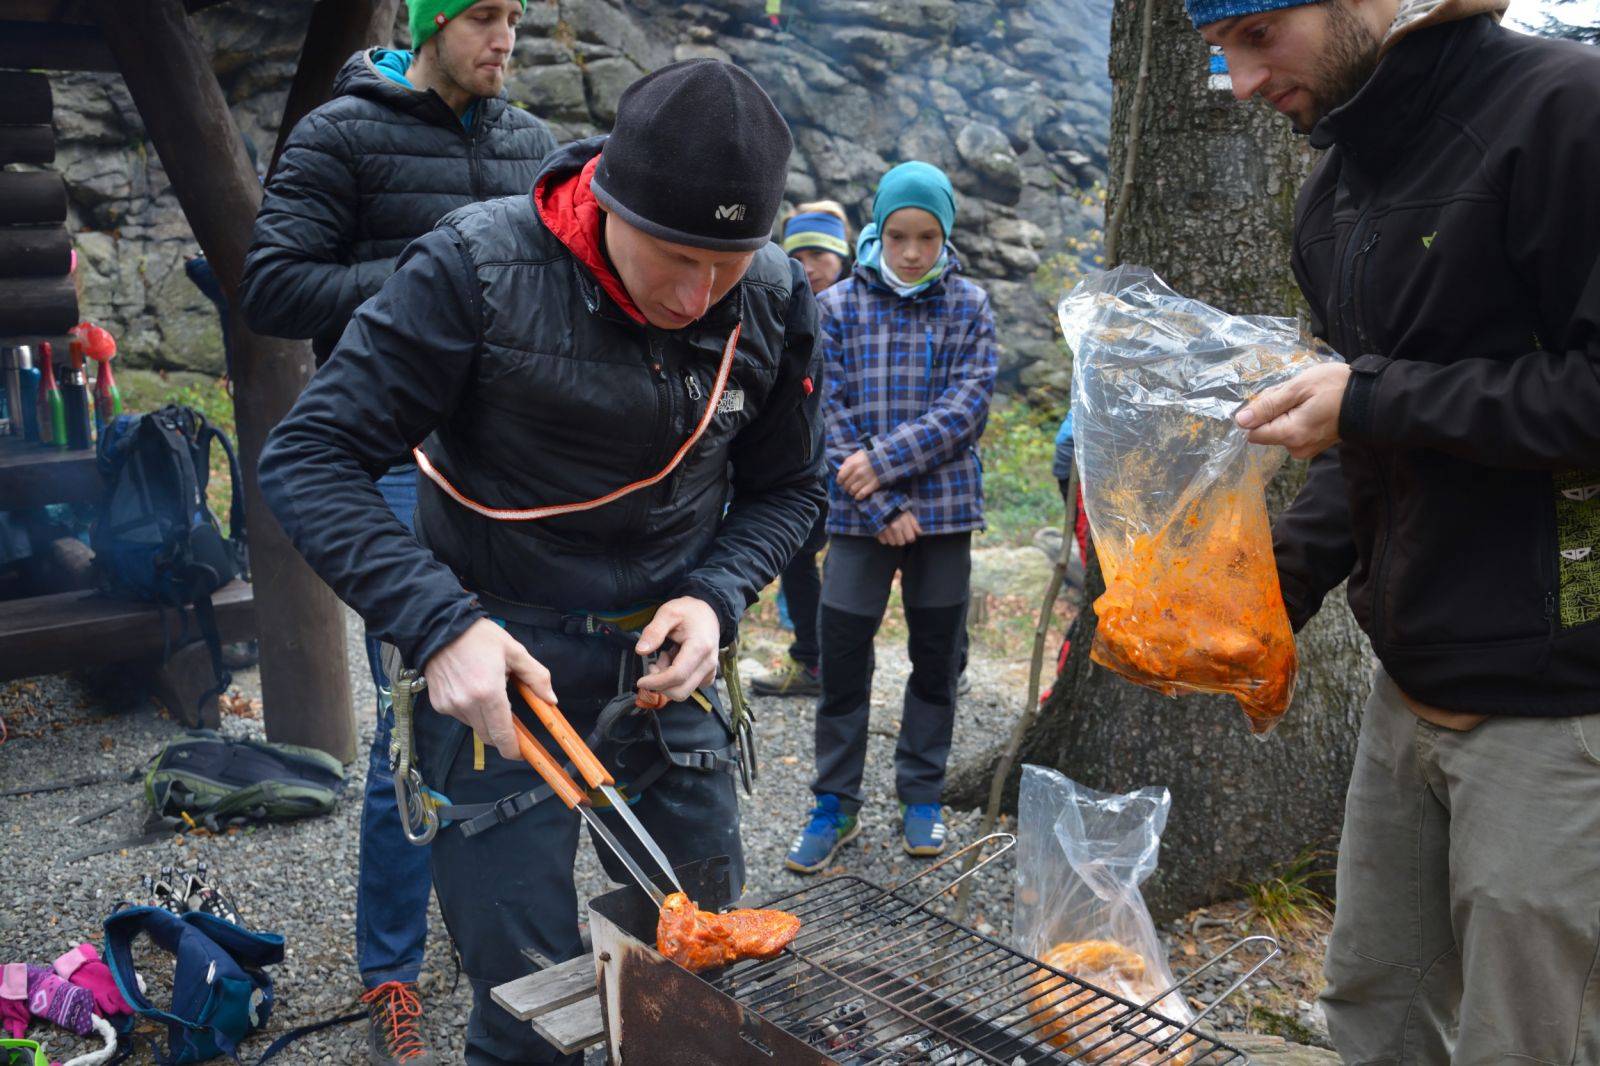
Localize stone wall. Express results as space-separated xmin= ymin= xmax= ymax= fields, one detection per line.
xmin=47 ymin=0 xmax=1109 ymax=393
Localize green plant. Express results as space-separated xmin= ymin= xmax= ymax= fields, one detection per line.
xmin=979 ymin=401 xmax=1065 ymax=544
xmin=1240 ymin=850 xmax=1335 ymax=939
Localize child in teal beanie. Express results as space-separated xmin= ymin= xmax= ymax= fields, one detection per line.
xmin=786 ymin=160 xmax=999 ymax=874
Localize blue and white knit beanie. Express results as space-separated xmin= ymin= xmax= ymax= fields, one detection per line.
xmin=783 ymin=204 xmax=851 ymax=258
xmin=1187 ymin=0 xmax=1317 ymax=29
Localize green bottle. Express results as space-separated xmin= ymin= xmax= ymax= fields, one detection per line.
xmin=37 ymin=341 xmax=66 ymax=449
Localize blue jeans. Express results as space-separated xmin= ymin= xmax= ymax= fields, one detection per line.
xmin=356 ymin=464 xmax=432 ymax=988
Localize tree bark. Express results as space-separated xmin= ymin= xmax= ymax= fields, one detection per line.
xmin=93 ymin=0 xmax=356 ymax=763
xmin=945 ymin=0 xmax=1372 ymax=920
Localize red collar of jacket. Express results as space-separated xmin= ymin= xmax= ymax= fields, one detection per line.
xmin=533 ymin=155 xmax=646 ymax=325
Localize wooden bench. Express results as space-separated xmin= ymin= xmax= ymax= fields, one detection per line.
xmin=0 ymin=580 xmax=258 ymax=725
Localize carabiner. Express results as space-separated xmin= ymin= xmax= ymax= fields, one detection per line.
xmin=396 ymin=767 xmax=439 ymax=846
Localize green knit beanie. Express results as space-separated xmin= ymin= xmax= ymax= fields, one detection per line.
xmin=409 ymin=0 xmax=522 ymax=51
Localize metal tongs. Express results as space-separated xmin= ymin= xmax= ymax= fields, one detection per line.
xmin=511 ymin=682 xmax=685 ymax=908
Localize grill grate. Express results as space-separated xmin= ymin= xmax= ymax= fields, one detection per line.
xmin=705 ymin=876 xmax=1244 ymax=1065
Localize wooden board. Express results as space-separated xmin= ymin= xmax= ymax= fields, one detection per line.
xmin=530 ymin=996 xmax=605 ymax=1056
xmin=492 ymin=955 xmax=598 ymax=1022
xmin=0 ymin=580 xmax=257 ymax=682
xmin=0 ymin=20 xmax=115 ymax=72
xmin=0 ymin=435 xmax=99 ymax=507
xmin=0 ymin=71 xmax=52 ymax=125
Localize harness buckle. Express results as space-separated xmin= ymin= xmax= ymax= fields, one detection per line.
xmin=492 ymin=793 xmax=528 ymax=825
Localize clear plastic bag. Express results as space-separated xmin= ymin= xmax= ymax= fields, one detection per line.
xmin=1014 ymin=764 xmax=1191 ymax=1064
xmin=1059 ymin=266 xmax=1335 ymax=733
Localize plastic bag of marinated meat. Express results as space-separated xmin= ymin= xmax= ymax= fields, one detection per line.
xmin=1059 ymin=265 xmax=1336 ymax=733
xmin=1014 ymin=765 xmax=1192 ymax=1065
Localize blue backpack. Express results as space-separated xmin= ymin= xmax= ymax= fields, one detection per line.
xmin=91 ymin=405 xmax=247 ymax=712
xmin=102 ymin=907 xmax=282 ymax=1063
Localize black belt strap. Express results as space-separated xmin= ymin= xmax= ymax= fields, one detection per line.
xmin=473 ymin=590 xmax=643 ymax=650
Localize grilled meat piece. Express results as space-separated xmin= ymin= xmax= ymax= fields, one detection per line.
xmin=656 ymin=892 xmax=802 ymax=973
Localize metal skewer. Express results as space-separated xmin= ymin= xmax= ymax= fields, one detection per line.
xmin=508 ymin=715 xmax=669 ymax=908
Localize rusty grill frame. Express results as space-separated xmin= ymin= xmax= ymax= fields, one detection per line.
xmin=589 ymin=852 xmax=1255 ymax=1065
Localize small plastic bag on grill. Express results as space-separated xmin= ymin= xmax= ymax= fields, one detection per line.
xmin=1059 ymin=265 xmax=1336 ymax=734
xmin=1014 ymin=764 xmax=1193 ymax=1064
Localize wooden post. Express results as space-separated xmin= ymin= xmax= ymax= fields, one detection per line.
xmin=93 ymin=0 xmax=356 ymax=762
xmin=269 ymin=0 xmax=401 ymax=177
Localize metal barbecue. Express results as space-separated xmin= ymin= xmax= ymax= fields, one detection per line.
xmin=589 ymin=836 xmax=1278 ymax=1065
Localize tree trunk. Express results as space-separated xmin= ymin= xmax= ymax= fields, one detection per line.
xmin=945 ymin=0 xmax=1372 ymax=920
xmin=94 ymin=0 xmax=357 ymax=763
xmin=269 ymin=0 xmax=401 ymax=178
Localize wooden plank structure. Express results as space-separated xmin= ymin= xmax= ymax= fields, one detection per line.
xmin=0 ymin=0 xmax=400 ymax=760
xmin=491 ymin=955 xmax=607 ymax=1056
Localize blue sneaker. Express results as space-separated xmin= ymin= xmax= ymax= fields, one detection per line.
xmin=901 ymin=803 xmax=948 ymax=857
xmin=785 ymin=794 xmax=860 ymax=874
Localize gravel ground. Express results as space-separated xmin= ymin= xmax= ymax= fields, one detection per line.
xmin=1 ymin=603 xmax=1327 ymax=1063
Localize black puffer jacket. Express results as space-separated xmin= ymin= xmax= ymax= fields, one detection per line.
xmin=240 ymin=48 xmax=556 ymax=362
xmin=259 ymin=139 xmax=825 ymax=671
xmin=1274 ymin=14 xmax=1600 ymax=715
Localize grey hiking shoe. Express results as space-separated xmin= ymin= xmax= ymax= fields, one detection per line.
xmin=361 ymin=981 xmax=434 ymax=1064
xmin=751 ymin=658 xmax=822 ymax=697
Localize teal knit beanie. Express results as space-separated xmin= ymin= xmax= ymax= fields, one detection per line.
xmin=871 ymin=161 xmax=957 ymax=238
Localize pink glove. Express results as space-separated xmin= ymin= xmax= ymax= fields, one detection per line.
xmin=25 ymin=965 xmax=93 ymax=1036
xmin=53 ymin=944 xmax=131 ymax=1019
xmin=1 ymin=963 xmax=30 ymax=1038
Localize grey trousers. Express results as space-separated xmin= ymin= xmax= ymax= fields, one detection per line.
xmin=813 ymin=533 xmax=971 ymax=813
xmin=1321 ymin=667 xmax=1600 ymax=1065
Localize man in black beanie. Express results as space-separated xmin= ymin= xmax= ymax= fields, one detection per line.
xmin=258 ymin=60 xmax=822 ymax=1064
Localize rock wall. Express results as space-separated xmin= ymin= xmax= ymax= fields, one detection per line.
xmin=47 ymin=0 xmax=1109 ymax=392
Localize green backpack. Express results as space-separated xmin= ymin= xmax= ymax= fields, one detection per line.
xmin=145 ymin=730 xmax=345 ymax=831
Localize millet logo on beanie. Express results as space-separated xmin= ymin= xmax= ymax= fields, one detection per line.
xmin=591 ymin=59 xmax=793 ymax=252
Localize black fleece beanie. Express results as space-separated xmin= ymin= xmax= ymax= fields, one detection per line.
xmin=591 ymin=59 xmax=793 ymax=253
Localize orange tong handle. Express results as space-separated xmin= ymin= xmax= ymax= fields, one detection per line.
xmin=509 ymin=717 xmax=586 ymax=809
xmin=515 ymin=681 xmax=615 ymax=789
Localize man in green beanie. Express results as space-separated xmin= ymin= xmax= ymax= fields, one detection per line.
xmin=241 ymin=4 xmax=553 ymax=1063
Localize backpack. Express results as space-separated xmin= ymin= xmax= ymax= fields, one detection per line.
xmin=92 ymin=405 xmax=248 ymax=715
xmin=144 ymin=730 xmax=344 ymax=831
xmin=102 ymin=906 xmax=283 ymax=1064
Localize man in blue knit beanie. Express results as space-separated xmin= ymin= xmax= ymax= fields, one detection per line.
xmin=1195 ymin=0 xmax=1600 ymax=1060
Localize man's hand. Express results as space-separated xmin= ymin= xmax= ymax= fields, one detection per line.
xmin=1235 ymin=362 xmax=1352 ymax=459
xmin=424 ymin=618 xmax=556 ymax=760
xmin=877 ymin=510 xmax=921 ymax=547
xmin=635 ymin=597 xmax=721 ymax=702
xmin=837 ymin=450 xmax=882 ymax=500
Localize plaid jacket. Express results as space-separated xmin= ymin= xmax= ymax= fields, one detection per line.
xmin=818 ymin=257 xmax=999 ymax=536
